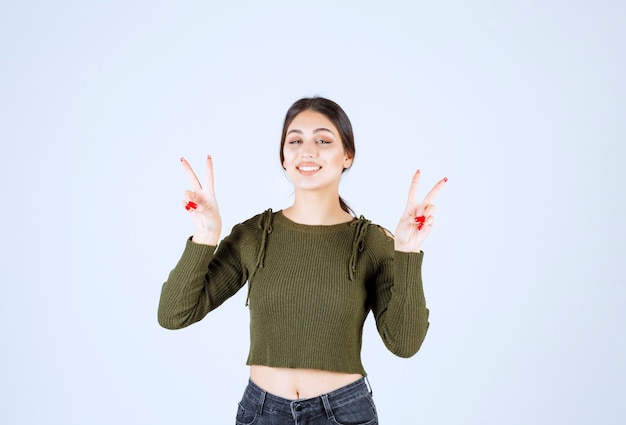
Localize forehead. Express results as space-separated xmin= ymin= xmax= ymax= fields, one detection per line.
xmin=287 ymin=110 xmax=338 ymax=133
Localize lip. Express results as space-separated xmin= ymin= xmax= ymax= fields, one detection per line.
xmin=296 ymin=162 xmax=322 ymax=171
xmin=296 ymin=162 xmax=322 ymax=174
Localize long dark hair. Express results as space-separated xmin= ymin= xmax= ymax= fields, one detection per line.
xmin=279 ymin=96 xmax=356 ymax=215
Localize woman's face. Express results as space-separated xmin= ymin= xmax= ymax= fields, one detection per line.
xmin=282 ymin=110 xmax=353 ymax=192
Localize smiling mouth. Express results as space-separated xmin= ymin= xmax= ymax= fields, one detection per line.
xmin=297 ymin=165 xmax=321 ymax=172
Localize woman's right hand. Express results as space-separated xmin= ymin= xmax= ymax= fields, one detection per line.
xmin=180 ymin=155 xmax=222 ymax=245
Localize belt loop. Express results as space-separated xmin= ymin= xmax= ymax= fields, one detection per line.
xmin=321 ymin=394 xmax=334 ymax=420
xmin=257 ymin=389 xmax=267 ymax=416
xmin=364 ymin=376 xmax=373 ymax=396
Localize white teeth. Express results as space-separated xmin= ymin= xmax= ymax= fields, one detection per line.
xmin=298 ymin=166 xmax=320 ymax=171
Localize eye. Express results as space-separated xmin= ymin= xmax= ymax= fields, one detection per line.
xmin=288 ymin=139 xmax=302 ymax=145
xmin=316 ymin=139 xmax=331 ymax=144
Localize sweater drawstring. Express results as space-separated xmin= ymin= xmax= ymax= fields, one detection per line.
xmin=246 ymin=209 xmax=274 ymax=306
xmin=349 ymin=216 xmax=370 ymax=281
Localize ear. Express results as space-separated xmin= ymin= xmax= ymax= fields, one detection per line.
xmin=343 ymin=155 xmax=353 ymax=169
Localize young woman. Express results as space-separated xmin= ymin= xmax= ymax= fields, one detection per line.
xmin=158 ymin=97 xmax=447 ymax=424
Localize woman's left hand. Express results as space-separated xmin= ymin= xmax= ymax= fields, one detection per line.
xmin=394 ymin=170 xmax=447 ymax=252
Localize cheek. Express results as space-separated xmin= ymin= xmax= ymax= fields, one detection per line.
xmin=282 ymin=150 xmax=297 ymax=170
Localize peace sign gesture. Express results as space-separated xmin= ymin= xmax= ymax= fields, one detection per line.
xmin=394 ymin=170 xmax=447 ymax=253
xmin=180 ymin=156 xmax=222 ymax=245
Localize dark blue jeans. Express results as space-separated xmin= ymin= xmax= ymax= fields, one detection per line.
xmin=235 ymin=377 xmax=378 ymax=425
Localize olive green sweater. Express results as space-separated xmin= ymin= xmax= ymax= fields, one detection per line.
xmin=158 ymin=210 xmax=429 ymax=375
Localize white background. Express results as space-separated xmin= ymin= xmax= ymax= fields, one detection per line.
xmin=1 ymin=1 xmax=624 ymax=423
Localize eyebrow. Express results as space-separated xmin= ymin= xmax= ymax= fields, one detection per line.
xmin=287 ymin=127 xmax=336 ymax=136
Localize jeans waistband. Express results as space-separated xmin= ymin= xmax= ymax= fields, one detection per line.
xmin=244 ymin=376 xmax=371 ymax=415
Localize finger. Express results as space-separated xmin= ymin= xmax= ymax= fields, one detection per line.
xmin=422 ymin=177 xmax=448 ymax=205
xmin=180 ymin=157 xmax=203 ymax=191
xmin=423 ymin=204 xmax=436 ymax=217
xmin=418 ymin=215 xmax=435 ymax=231
xmin=405 ymin=170 xmax=422 ymax=210
xmin=414 ymin=215 xmax=426 ymax=224
xmin=204 ymin=155 xmax=216 ymax=196
xmin=182 ymin=190 xmax=198 ymax=211
xmin=182 ymin=200 xmax=198 ymax=211
xmin=414 ymin=205 xmax=435 ymax=222
xmin=182 ymin=189 xmax=196 ymax=203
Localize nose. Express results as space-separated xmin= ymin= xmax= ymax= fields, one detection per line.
xmin=301 ymin=141 xmax=318 ymax=158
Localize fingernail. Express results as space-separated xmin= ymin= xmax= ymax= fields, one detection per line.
xmin=414 ymin=215 xmax=425 ymax=223
xmin=188 ymin=202 xmax=198 ymax=209
xmin=185 ymin=205 xmax=191 ymax=211
xmin=443 ymin=177 xmax=448 ymax=182
xmin=418 ymin=223 xmax=424 ymax=230
xmin=416 ymin=169 xmax=421 ymax=173
xmin=180 ymin=157 xmax=184 ymax=162
xmin=207 ymin=155 xmax=212 ymax=160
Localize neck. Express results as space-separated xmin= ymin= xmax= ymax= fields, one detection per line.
xmin=284 ymin=190 xmax=353 ymax=225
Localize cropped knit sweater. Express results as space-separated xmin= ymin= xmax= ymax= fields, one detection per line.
xmin=158 ymin=209 xmax=429 ymax=375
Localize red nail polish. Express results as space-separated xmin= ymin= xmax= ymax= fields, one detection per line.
xmin=180 ymin=157 xmax=184 ymax=162
xmin=188 ymin=202 xmax=198 ymax=209
xmin=443 ymin=177 xmax=448 ymax=182
xmin=414 ymin=215 xmax=425 ymax=223
xmin=185 ymin=205 xmax=191 ymax=211
xmin=418 ymin=223 xmax=424 ymax=230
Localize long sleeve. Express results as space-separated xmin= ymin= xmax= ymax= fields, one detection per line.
xmin=157 ymin=226 xmax=249 ymax=330
xmin=368 ymin=249 xmax=429 ymax=358
xmin=157 ymin=210 xmax=430 ymax=374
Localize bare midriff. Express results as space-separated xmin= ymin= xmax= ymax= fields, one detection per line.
xmin=249 ymin=365 xmax=363 ymax=400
